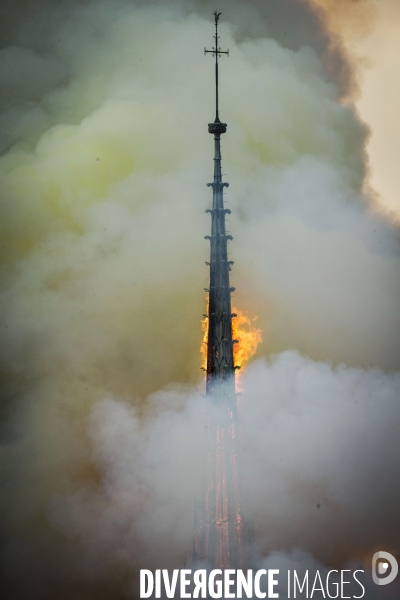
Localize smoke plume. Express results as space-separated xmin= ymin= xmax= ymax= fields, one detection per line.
xmin=0 ymin=1 xmax=399 ymax=598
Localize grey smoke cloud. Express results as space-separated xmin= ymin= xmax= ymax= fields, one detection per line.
xmin=0 ymin=0 xmax=399 ymax=598
xmin=46 ymin=355 xmax=400 ymax=597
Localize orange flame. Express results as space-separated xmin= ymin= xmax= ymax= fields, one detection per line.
xmin=200 ymin=297 xmax=209 ymax=371
xmin=232 ymin=308 xmax=262 ymax=372
xmin=201 ymin=304 xmax=262 ymax=390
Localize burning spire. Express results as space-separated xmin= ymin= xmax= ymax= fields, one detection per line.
xmin=203 ymin=11 xmax=237 ymax=396
xmin=193 ymin=12 xmax=249 ymax=570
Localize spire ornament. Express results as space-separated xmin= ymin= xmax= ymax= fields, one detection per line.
xmin=205 ymin=11 xmax=229 ymax=131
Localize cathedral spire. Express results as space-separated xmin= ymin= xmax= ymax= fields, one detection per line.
xmin=204 ymin=11 xmax=238 ymax=397
xmin=192 ymin=13 xmax=247 ymax=570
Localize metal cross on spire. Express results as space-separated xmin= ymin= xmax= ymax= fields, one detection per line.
xmin=204 ymin=11 xmax=229 ymax=123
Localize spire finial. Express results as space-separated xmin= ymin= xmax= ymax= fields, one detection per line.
xmin=204 ymin=11 xmax=229 ymax=123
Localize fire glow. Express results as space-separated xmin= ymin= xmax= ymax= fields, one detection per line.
xmin=201 ymin=306 xmax=262 ymax=390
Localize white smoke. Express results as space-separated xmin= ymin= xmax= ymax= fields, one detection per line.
xmin=47 ymin=354 xmax=400 ymax=597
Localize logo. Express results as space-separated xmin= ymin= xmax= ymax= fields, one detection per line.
xmin=372 ymin=551 xmax=398 ymax=586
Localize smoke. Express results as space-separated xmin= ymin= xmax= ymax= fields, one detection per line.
xmin=0 ymin=0 xmax=399 ymax=598
xmin=44 ymin=356 xmax=400 ymax=598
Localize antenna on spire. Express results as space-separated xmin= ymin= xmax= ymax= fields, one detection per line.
xmin=204 ymin=11 xmax=229 ymax=123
